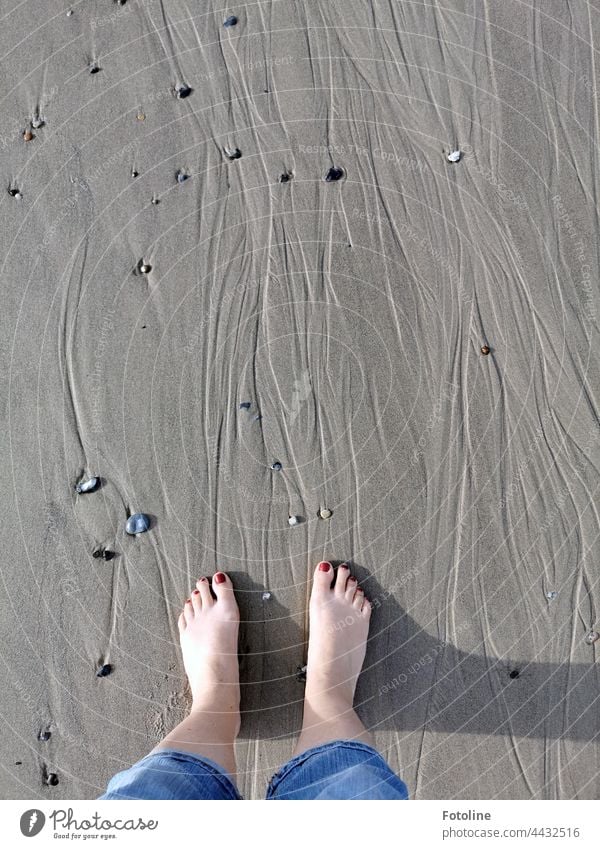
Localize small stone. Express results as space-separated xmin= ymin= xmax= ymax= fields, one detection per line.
xmin=546 ymin=591 xmax=557 ymax=600
xmin=325 ymin=167 xmax=344 ymax=182
xmin=23 ymin=130 xmax=33 ymax=142
xmin=318 ymin=507 xmax=333 ymax=520
xmin=138 ymin=261 xmax=152 ymax=274
xmin=224 ymin=147 xmax=242 ymax=160
xmin=509 ymin=669 xmax=520 ymax=679
xmin=38 ymin=730 xmax=51 ymax=742
xmin=137 ymin=112 xmax=146 ymax=121
xmin=151 ymin=196 xmax=160 ymax=204
xmin=288 ymin=515 xmax=300 ymax=526
xmin=224 ymin=15 xmax=238 ymax=27
xmin=295 ymin=665 xmax=307 ymax=683
xmin=481 ymin=345 xmax=491 ymax=355
xmin=270 ymin=461 xmax=282 ymax=471
xmin=239 ymin=401 xmax=251 ymax=410
xmin=96 ymin=663 xmax=113 ymax=677
xmin=46 ymin=773 xmax=59 ymax=786
xmin=9 ymin=188 xmax=22 ymax=199
xmin=262 ymin=591 xmax=272 ymax=601
xmin=131 ymin=168 xmax=139 ymax=178
xmin=584 ymin=630 xmax=599 ymax=645
xmin=89 ymin=62 xmax=101 ymax=74
xmin=254 ymin=414 xmax=262 ymax=422
xmin=75 ymin=476 xmax=100 ymax=494
xmin=93 ymin=548 xmax=115 ymax=561
xmin=176 ymin=169 xmax=189 ymax=183
xmin=66 ymin=9 xmax=73 ymax=15
xmin=175 ymin=84 xmax=192 ymax=99
xmin=31 ymin=116 xmax=44 ymax=129
xmin=279 ymin=171 xmax=293 ymax=183
xmin=447 ymin=150 xmax=462 ymax=163
xmin=125 ymin=513 xmax=151 ymax=535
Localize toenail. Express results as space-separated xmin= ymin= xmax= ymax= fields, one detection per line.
xmin=339 ymin=564 xmax=349 ymax=570
xmin=185 ymin=598 xmax=191 ymax=603
xmin=192 ymin=589 xmax=200 ymax=595
xmin=349 ymin=576 xmax=357 ymax=582
xmin=356 ymin=587 xmax=364 ymax=592
xmin=199 ymin=577 xmax=207 ymax=582
xmin=318 ymin=562 xmax=331 ymax=571
xmin=214 ymin=572 xmax=226 ymax=584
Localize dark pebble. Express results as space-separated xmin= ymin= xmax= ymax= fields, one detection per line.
xmin=92 ymin=548 xmax=115 ymax=561
xmin=270 ymin=461 xmax=282 ymax=471
xmin=239 ymin=401 xmax=251 ymax=410
xmin=89 ymin=63 xmax=101 ymax=74
xmin=325 ymin=167 xmax=344 ymax=182
xmin=8 ymin=188 xmax=22 ymax=199
xmin=224 ymin=15 xmax=238 ymax=27
xmin=125 ymin=513 xmax=151 ymax=535
xmin=176 ymin=84 xmax=192 ymax=99
xmin=131 ymin=169 xmax=139 ymax=178
xmin=38 ymin=730 xmax=51 ymax=742
xmin=481 ymin=345 xmax=491 ymax=355
xmin=295 ymin=665 xmax=307 ymax=683
xmin=176 ymin=170 xmax=189 ymax=183
xmin=46 ymin=773 xmax=59 ymax=786
xmin=96 ymin=663 xmax=113 ymax=677
xmin=23 ymin=130 xmax=33 ymax=142
xmin=15 ymin=761 xmax=22 ymax=765
xmin=509 ymin=669 xmax=520 ymax=679
xmin=279 ymin=171 xmax=293 ymax=183
xmin=225 ymin=147 xmax=242 ymax=160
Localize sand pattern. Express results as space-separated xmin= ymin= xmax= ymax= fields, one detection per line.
xmin=1 ymin=0 xmax=599 ymax=799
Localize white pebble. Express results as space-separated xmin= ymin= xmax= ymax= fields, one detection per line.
xmin=288 ymin=515 xmax=300 ymax=526
xmin=447 ymin=150 xmax=462 ymax=163
xmin=262 ymin=592 xmax=272 ymax=601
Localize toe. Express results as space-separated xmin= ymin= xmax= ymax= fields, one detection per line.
xmin=334 ymin=563 xmax=350 ymax=595
xmin=345 ymin=575 xmax=358 ymax=602
xmin=361 ymin=598 xmax=372 ymax=618
xmin=183 ymin=597 xmax=194 ymax=623
xmin=191 ymin=588 xmax=201 ymax=612
xmin=178 ymin=611 xmax=186 ymax=632
xmin=211 ymin=571 xmax=236 ymax=607
xmin=313 ymin=561 xmax=333 ymax=594
xmin=353 ymin=588 xmax=365 ymax=611
xmin=196 ymin=576 xmax=213 ymax=607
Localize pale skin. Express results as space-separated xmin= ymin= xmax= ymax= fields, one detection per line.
xmin=154 ymin=561 xmax=373 ymax=783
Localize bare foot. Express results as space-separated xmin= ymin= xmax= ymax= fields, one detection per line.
xmin=177 ymin=572 xmax=241 ymax=734
xmin=295 ymin=561 xmax=373 ymax=754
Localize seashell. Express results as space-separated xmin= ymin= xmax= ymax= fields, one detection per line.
xmin=546 ymin=591 xmax=557 ymax=600
xmin=288 ymin=515 xmax=300 ymax=526
xmin=66 ymin=8 xmax=73 ymax=15
xmin=175 ymin=84 xmax=192 ymax=99
xmin=325 ymin=167 xmax=344 ymax=182
xmin=176 ymin=169 xmax=189 ymax=183
xmin=224 ymin=15 xmax=238 ymax=27
xmin=23 ymin=130 xmax=33 ymax=142
xmin=75 ymin=476 xmax=100 ymax=494
xmin=38 ymin=730 xmax=51 ymax=742
xmin=137 ymin=112 xmax=145 ymax=121
xmin=584 ymin=630 xmax=599 ymax=645
xmin=96 ymin=663 xmax=113 ymax=677
xmin=270 ymin=461 xmax=282 ymax=471
xmin=31 ymin=116 xmax=44 ymax=129
xmin=224 ymin=147 xmax=242 ymax=160
xmin=125 ymin=513 xmax=151 ymax=535
xmin=447 ymin=150 xmax=462 ymax=163
xmin=262 ymin=591 xmax=272 ymax=601
xmin=318 ymin=507 xmax=333 ymax=519
xmin=138 ymin=261 xmax=152 ymax=274
xmin=89 ymin=62 xmax=101 ymax=74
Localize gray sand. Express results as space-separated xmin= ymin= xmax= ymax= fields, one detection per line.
xmin=1 ymin=0 xmax=599 ymax=800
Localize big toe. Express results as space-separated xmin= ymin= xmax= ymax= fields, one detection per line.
xmin=312 ymin=561 xmax=334 ymax=594
xmin=211 ymin=572 xmax=238 ymax=611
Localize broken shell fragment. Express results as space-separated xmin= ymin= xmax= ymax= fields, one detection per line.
xmin=138 ymin=261 xmax=152 ymax=274
xmin=288 ymin=515 xmax=300 ymax=526
xmin=89 ymin=62 xmax=101 ymax=74
xmin=31 ymin=116 xmax=44 ymax=129
xmin=546 ymin=591 xmax=557 ymax=600
xmin=8 ymin=188 xmax=22 ymax=199
xmin=325 ymin=167 xmax=344 ymax=182
xmin=447 ymin=150 xmax=462 ymax=163
xmin=270 ymin=461 xmax=282 ymax=471
xmin=318 ymin=507 xmax=333 ymax=520
xmin=131 ymin=168 xmax=139 ymax=178
xmin=262 ymin=591 xmax=272 ymax=601
xmin=93 ymin=548 xmax=115 ymax=561
xmin=176 ymin=169 xmax=189 ymax=183
xmin=175 ymin=84 xmax=192 ymax=99
xmin=126 ymin=513 xmax=151 ymax=535
xmin=137 ymin=112 xmax=145 ymax=121
xmin=584 ymin=630 xmax=599 ymax=645
xmin=96 ymin=663 xmax=113 ymax=677
xmin=76 ymin=476 xmax=100 ymax=494
xmin=224 ymin=147 xmax=242 ymax=160
xmin=23 ymin=130 xmax=33 ymax=141
xmin=38 ymin=730 xmax=51 ymax=742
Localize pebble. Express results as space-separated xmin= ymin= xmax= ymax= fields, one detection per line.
xmin=66 ymin=8 xmax=73 ymax=15
xmin=89 ymin=62 xmax=101 ymax=74
xmin=151 ymin=196 xmax=160 ymax=204
xmin=176 ymin=84 xmax=192 ymax=99
xmin=131 ymin=168 xmax=139 ymax=178
xmin=584 ymin=630 xmax=599 ymax=645
xmin=239 ymin=401 xmax=251 ymax=410
xmin=23 ymin=130 xmax=33 ymax=142
xmin=9 ymin=188 xmax=22 ymax=199
xmin=270 ymin=461 xmax=282 ymax=471
xmin=254 ymin=414 xmax=262 ymax=421
xmin=96 ymin=663 xmax=113 ymax=677
xmin=318 ymin=507 xmax=333 ymax=519
xmin=279 ymin=171 xmax=293 ymax=183
xmin=137 ymin=112 xmax=146 ymax=121
xmin=509 ymin=669 xmax=520 ymax=679
xmin=447 ymin=150 xmax=462 ymax=163
xmin=546 ymin=591 xmax=557 ymax=600
xmin=125 ymin=513 xmax=151 ymax=535
xmin=295 ymin=665 xmax=307 ymax=683
xmin=225 ymin=147 xmax=242 ymax=160
xmin=75 ymin=476 xmax=100 ymax=494
xmin=262 ymin=592 xmax=272 ymax=601
xmin=325 ymin=167 xmax=344 ymax=182
xmin=288 ymin=515 xmax=300 ymax=526
xmin=224 ymin=15 xmax=238 ymax=27
xmin=176 ymin=169 xmax=189 ymax=183
xmin=138 ymin=261 xmax=152 ymax=274
xmin=45 ymin=773 xmax=59 ymax=786
xmin=481 ymin=345 xmax=491 ymax=355
xmin=38 ymin=730 xmax=51 ymax=742
xmin=31 ymin=116 xmax=44 ymax=129
xmin=93 ymin=548 xmax=115 ymax=561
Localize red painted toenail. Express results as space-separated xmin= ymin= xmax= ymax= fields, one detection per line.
xmin=214 ymin=572 xmax=226 ymax=584
xmin=349 ymin=576 xmax=357 ymax=582
xmin=199 ymin=577 xmax=207 ymax=582
xmin=185 ymin=598 xmax=191 ymax=603
xmin=319 ymin=562 xmax=331 ymax=571
xmin=192 ymin=589 xmax=200 ymax=595
xmin=356 ymin=587 xmax=364 ymax=592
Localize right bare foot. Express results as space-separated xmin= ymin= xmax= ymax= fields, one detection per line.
xmin=295 ymin=561 xmax=373 ymax=753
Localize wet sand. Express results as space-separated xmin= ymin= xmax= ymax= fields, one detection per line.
xmin=1 ymin=0 xmax=599 ymax=799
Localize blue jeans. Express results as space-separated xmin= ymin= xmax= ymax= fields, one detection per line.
xmin=99 ymin=740 xmax=409 ymax=800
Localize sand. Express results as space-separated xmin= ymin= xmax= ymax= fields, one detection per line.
xmin=1 ymin=0 xmax=599 ymax=800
